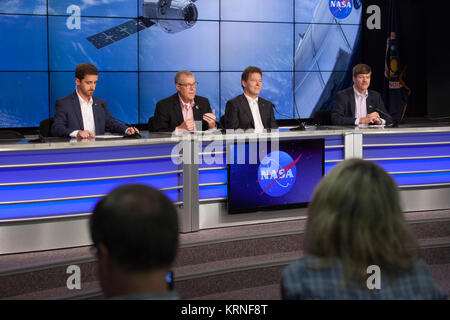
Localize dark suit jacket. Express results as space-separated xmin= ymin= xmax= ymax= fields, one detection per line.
xmin=151 ymin=93 xmax=212 ymax=132
xmin=331 ymin=87 xmax=392 ymax=125
xmin=224 ymin=94 xmax=278 ymax=130
xmin=51 ymin=91 xmax=127 ymax=137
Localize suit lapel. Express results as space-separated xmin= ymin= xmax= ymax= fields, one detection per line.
xmin=366 ymin=90 xmax=374 ymax=113
xmin=173 ymin=94 xmax=184 ymax=124
xmin=258 ymin=99 xmax=266 ymax=127
xmin=240 ymin=94 xmax=255 ymax=127
xmin=92 ymin=98 xmax=102 ymax=134
xmin=349 ymin=88 xmax=356 ymax=117
xmin=193 ymin=97 xmax=202 ymax=121
xmin=72 ymin=91 xmax=84 ymax=130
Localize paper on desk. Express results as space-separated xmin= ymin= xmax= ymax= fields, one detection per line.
xmin=357 ymin=124 xmax=385 ymax=128
xmin=94 ymin=135 xmax=124 ymax=138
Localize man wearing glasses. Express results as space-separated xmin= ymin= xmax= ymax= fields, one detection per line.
xmin=151 ymin=70 xmax=217 ymax=132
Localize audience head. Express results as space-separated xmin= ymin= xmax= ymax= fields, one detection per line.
xmin=304 ymin=159 xmax=419 ymax=284
xmin=90 ymin=184 xmax=179 ymax=297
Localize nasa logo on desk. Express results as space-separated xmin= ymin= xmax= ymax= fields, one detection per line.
xmin=257 ymin=151 xmax=302 ymax=197
xmin=329 ymin=0 xmax=354 ymax=19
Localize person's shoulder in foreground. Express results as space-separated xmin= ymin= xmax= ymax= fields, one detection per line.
xmin=282 ymin=256 xmax=448 ymax=300
xmin=281 ymin=159 xmax=447 ymax=300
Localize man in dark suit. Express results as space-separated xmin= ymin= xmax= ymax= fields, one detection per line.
xmin=51 ymin=63 xmax=139 ymax=138
xmin=151 ymin=71 xmax=216 ymax=132
xmin=224 ymin=66 xmax=278 ymax=130
xmin=331 ymin=64 xmax=392 ymax=126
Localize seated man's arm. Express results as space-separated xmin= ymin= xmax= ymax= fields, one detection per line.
xmin=269 ymin=103 xmax=279 ymax=129
xmin=103 ymin=101 xmax=127 ymax=134
xmin=52 ymin=99 xmax=73 ymax=137
xmin=331 ymin=92 xmax=356 ymax=125
xmin=152 ymin=101 xmax=173 ymax=132
xmin=224 ymin=100 xmax=240 ymax=129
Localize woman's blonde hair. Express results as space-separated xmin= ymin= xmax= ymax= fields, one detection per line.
xmin=304 ymin=159 xmax=419 ymax=285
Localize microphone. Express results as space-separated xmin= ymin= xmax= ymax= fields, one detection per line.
xmin=368 ymin=105 xmax=398 ymax=127
xmin=98 ymin=103 xmax=142 ymax=138
xmin=28 ymin=130 xmax=70 ymax=143
xmin=27 ymin=129 xmax=46 ymax=143
xmin=272 ymin=104 xmax=305 ymax=131
xmin=198 ymin=105 xmax=223 ymax=131
xmin=202 ymin=113 xmax=223 ymax=130
xmin=113 ymin=116 xmax=142 ymax=139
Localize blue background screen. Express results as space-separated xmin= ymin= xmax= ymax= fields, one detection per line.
xmin=0 ymin=0 xmax=361 ymax=128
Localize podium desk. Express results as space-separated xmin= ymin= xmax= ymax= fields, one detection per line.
xmin=1 ymin=125 xmax=450 ymax=254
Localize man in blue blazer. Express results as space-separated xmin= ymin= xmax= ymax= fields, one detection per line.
xmin=331 ymin=64 xmax=393 ymax=126
xmin=51 ymin=63 xmax=139 ymax=138
xmin=224 ymin=66 xmax=278 ymax=130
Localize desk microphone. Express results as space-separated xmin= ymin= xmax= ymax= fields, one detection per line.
xmin=200 ymin=106 xmax=224 ymax=130
xmin=114 ymin=117 xmax=142 ymax=139
xmin=203 ymin=115 xmax=223 ymax=129
xmin=368 ymin=105 xmax=398 ymax=127
xmin=272 ymin=104 xmax=305 ymax=131
xmin=99 ymin=105 xmax=142 ymax=138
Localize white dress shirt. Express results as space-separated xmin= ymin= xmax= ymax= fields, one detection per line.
xmin=353 ymin=86 xmax=385 ymax=125
xmin=70 ymin=90 xmax=96 ymax=137
xmin=353 ymin=86 xmax=368 ymax=125
xmin=244 ymin=93 xmax=264 ymax=132
xmin=174 ymin=95 xmax=196 ymax=134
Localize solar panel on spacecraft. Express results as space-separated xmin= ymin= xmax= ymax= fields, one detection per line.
xmin=87 ymin=17 xmax=155 ymax=49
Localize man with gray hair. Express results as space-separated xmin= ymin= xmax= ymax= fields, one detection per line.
xmin=150 ymin=70 xmax=216 ymax=132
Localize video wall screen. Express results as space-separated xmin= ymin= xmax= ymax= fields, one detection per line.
xmin=0 ymin=0 xmax=362 ymax=128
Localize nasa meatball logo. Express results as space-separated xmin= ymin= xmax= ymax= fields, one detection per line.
xmin=257 ymin=151 xmax=303 ymax=197
xmin=329 ymin=0 xmax=353 ymax=19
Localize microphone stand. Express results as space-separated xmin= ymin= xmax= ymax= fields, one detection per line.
xmin=202 ymin=112 xmax=224 ymax=132
xmin=96 ymin=101 xmax=141 ymax=138
xmin=108 ymin=114 xmax=142 ymax=139
xmin=272 ymin=105 xmax=305 ymax=131
xmin=368 ymin=105 xmax=398 ymax=127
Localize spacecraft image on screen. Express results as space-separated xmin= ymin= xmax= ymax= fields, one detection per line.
xmin=87 ymin=0 xmax=199 ymax=49
xmin=294 ymin=0 xmax=362 ymax=118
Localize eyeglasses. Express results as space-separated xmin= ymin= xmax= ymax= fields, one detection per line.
xmin=177 ymin=82 xmax=198 ymax=89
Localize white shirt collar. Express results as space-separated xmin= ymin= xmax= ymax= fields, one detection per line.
xmin=243 ymin=93 xmax=264 ymax=131
xmin=76 ymin=89 xmax=93 ymax=106
xmin=353 ymin=86 xmax=368 ymax=98
xmin=75 ymin=89 xmax=96 ymax=134
xmin=244 ymin=93 xmax=258 ymax=104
